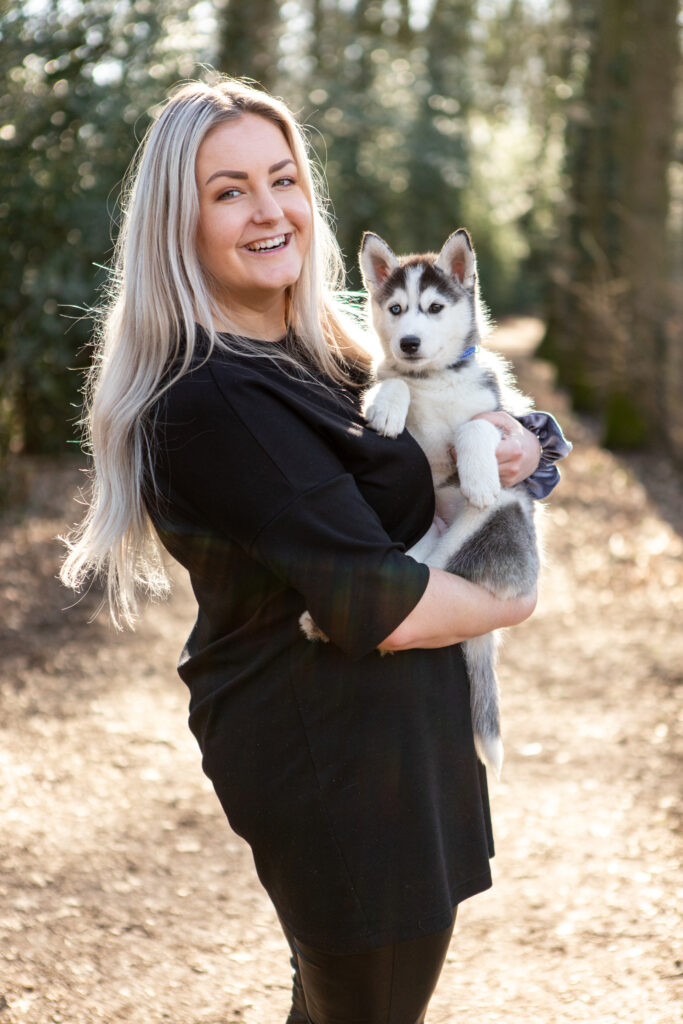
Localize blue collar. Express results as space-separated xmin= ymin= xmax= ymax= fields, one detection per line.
xmin=448 ymin=344 xmax=478 ymax=370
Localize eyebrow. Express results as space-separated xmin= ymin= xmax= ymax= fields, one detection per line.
xmin=204 ymin=158 xmax=296 ymax=186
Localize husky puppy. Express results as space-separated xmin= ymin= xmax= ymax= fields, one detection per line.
xmin=360 ymin=229 xmax=540 ymax=778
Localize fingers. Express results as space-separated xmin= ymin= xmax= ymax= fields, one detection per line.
xmin=473 ymin=412 xmax=541 ymax=486
xmin=496 ymin=435 xmax=526 ymax=486
xmin=471 ymin=410 xmax=522 ymax=438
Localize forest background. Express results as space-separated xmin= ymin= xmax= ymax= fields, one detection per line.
xmin=1 ymin=7 xmax=682 ymax=1021
xmin=0 ymin=0 xmax=681 ymax=486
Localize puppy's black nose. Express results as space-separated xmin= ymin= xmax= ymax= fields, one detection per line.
xmin=400 ymin=335 xmax=421 ymax=355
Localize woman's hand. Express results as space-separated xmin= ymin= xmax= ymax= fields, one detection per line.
xmin=451 ymin=411 xmax=542 ymax=488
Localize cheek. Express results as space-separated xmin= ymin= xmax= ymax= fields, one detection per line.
xmin=373 ymin=309 xmax=394 ymax=338
xmin=196 ymin=211 xmax=222 ymax=270
xmin=451 ymin=301 xmax=473 ymax=336
xmin=197 ymin=205 xmax=242 ymax=258
xmin=292 ymin=195 xmax=313 ymax=237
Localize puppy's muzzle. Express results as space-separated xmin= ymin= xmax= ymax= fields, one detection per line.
xmin=400 ymin=335 xmax=421 ymax=356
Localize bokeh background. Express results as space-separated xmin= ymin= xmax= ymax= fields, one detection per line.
xmin=1 ymin=0 xmax=681 ymax=478
xmin=1 ymin=5 xmax=683 ymax=1023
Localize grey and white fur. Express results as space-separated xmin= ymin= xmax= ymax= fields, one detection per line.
xmin=359 ymin=229 xmax=540 ymax=779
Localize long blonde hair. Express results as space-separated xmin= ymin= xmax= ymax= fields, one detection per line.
xmin=60 ymin=75 xmax=370 ymax=627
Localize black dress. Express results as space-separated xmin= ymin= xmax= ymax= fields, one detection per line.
xmin=146 ymin=332 xmax=494 ymax=954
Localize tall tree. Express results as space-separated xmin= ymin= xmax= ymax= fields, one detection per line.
xmin=543 ymin=0 xmax=680 ymax=456
xmin=216 ymin=0 xmax=282 ymax=90
xmin=296 ymin=0 xmax=478 ymax=285
xmin=404 ymin=0 xmax=474 ymax=253
xmin=297 ymin=0 xmax=407 ymax=285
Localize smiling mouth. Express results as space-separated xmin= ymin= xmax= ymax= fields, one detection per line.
xmin=244 ymin=234 xmax=289 ymax=252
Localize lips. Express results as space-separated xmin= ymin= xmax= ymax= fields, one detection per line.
xmin=244 ymin=233 xmax=289 ymax=252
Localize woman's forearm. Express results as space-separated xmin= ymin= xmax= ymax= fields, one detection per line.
xmin=378 ymin=567 xmax=536 ymax=652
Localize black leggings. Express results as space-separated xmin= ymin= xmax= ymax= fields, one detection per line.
xmin=280 ymin=913 xmax=456 ymax=1024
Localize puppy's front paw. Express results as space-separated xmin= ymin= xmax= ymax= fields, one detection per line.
xmin=363 ymin=379 xmax=411 ymax=438
xmin=365 ymin=401 xmax=407 ymax=438
xmin=453 ymin=419 xmax=502 ymax=509
xmin=299 ymin=611 xmax=329 ymax=643
xmin=460 ymin=471 xmax=501 ymax=509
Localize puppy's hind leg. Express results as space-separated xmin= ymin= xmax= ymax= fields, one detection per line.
xmin=463 ymin=632 xmax=503 ymax=779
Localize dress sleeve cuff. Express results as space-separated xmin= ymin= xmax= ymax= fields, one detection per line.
xmin=516 ymin=411 xmax=573 ymax=500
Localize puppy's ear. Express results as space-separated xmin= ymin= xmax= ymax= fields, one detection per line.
xmin=436 ymin=229 xmax=477 ymax=289
xmin=359 ymin=233 xmax=399 ymax=292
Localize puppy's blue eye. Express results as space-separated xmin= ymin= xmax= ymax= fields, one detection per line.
xmin=428 ymin=302 xmax=444 ymax=314
xmin=388 ymin=304 xmax=402 ymax=316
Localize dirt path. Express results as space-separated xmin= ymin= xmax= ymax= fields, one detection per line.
xmin=1 ymin=319 xmax=681 ymax=1024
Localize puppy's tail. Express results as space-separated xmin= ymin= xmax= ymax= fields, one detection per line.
xmin=463 ymin=633 xmax=503 ymax=779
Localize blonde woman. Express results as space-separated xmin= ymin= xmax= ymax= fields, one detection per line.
xmin=62 ymin=77 xmax=567 ymax=1023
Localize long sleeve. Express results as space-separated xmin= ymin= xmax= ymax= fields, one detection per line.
xmin=151 ymin=356 xmax=430 ymax=659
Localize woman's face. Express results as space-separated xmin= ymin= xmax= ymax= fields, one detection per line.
xmin=195 ymin=113 xmax=312 ymax=320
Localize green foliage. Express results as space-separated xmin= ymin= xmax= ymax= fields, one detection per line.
xmin=0 ymin=0 xmax=201 ymax=457
xmin=7 ymin=0 xmax=673 ymax=461
xmin=268 ymin=0 xmax=569 ymax=306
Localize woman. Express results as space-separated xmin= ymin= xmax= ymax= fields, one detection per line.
xmin=61 ymin=77 xmax=567 ymax=1023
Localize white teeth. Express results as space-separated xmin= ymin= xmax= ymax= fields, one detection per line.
xmin=245 ymin=235 xmax=286 ymax=251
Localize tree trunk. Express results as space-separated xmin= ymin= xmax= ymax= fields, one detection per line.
xmin=544 ymin=0 xmax=680 ymax=456
xmin=216 ymin=0 xmax=282 ymax=91
xmin=404 ymin=0 xmax=475 ymax=253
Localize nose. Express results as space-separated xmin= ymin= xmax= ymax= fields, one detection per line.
xmin=400 ymin=335 xmax=421 ymax=355
xmin=252 ymin=187 xmax=283 ymax=222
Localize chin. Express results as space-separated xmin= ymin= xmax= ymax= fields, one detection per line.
xmin=262 ymin=265 xmax=305 ymax=292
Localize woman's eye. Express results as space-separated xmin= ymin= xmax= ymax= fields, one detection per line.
xmin=274 ymin=176 xmax=296 ymax=187
xmin=428 ymin=302 xmax=444 ymax=314
xmin=218 ymin=188 xmax=242 ymax=200
xmin=388 ymin=304 xmax=402 ymax=316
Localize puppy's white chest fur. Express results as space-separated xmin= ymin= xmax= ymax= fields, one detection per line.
xmin=404 ymin=368 xmax=498 ymax=484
